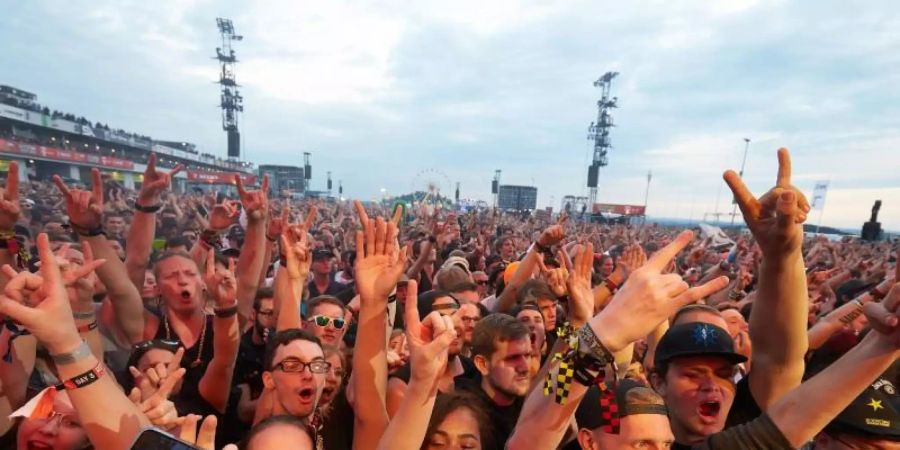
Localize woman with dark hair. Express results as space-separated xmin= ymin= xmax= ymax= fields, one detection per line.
xmin=422 ymin=392 xmax=494 ymax=450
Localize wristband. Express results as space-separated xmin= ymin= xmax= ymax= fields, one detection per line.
xmin=50 ymin=340 xmax=92 ymax=365
xmin=134 ymin=202 xmax=163 ymax=213
xmin=70 ymin=222 xmax=105 ymax=237
xmin=214 ymin=303 xmax=239 ymax=318
xmin=870 ymin=288 xmax=887 ymax=301
xmin=533 ymin=241 xmax=552 ymax=254
xmin=603 ymin=278 xmax=618 ymax=293
xmin=72 ymin=310 xmax=96 ymax=320
xmin=200 ymin=229 xmax=222 ymax=249
xmin=55 ymin=361 xmax=105 ymax=391
xmin=77 ymin=321 xmax=98 ymax=333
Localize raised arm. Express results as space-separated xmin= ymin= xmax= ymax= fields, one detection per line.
xmin=198 ymin=251 xmax=241 ymax=412
xmin=724 ymin=148 xmax=810 ymax=409
xmin=53 ymin=169 xmax=145 ymax=343
xmin=740 ymin=283 xmax=900 ymax=448
xmin=353 ymin=201 xmax=408 ymax=450
xmin=125 ymin=154 xmax=182 ymax=289
xmin=234 ymin=175 xmax=270 ymax=325
xmin=508 ymin=231 xmax=729 ymax=450
xmin=0 ymin=233 xmax=150 ymax=450
xmin=275 ymin=224 xmax=311 ymax=331
xmin=376 ymin=280 xmax=456 ymax=450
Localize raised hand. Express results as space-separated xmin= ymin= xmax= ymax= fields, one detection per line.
xmin=204 ymin=251 xmax=237 ymax=307
xmin=354 ymin=200 xmax=408 ymax=302
xmin=179 ymin=414 xmax=219 ymax=450
xmin=280 ymin=226 xmax=311 ymax=281
xmin=0 ymin=234 xmax=85 ymax=354
xmin=128 ymin=357 xmax=186 ymax=431
xmin=724 ymin=148 xmax=810 ymax=256
xmin=236 ymin=174 xmax=269 ymax=222
xmin=53 ymin=168 xmax=103 ymax=230
xmin=538 ymin=214 xmax=567 ymax=247
xmin=0 ymin=161 xmax=20 ymax=230
xmin=138 ymin=153 xmax=183 ymax=205
xmin=208 ymin=200 xmax=240 ymax=231
xmin=610 ymin=243 xmax=647 ymax=285
xmin=267 ymin=206 xmax=290 ymax=241
xmin=537 ymin=255 xmax=568 ymax=298
xmin=563 ymin=246 xmax=593 ymax=328
xmin=592 ymin=230 xmax=731 ymax=353
xmin=862 ymin=283 xmax=900 ymax=347
xmin=403 ymin=280 xmax=457 ymax=385
xmin=52 ymin=241 xmax=105 ymax=311
xmin=128 ymin=347 xmax=186 ymax=402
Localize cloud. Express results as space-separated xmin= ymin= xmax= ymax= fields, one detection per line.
xmin=1 ymin=0 xmax=898 ymax=231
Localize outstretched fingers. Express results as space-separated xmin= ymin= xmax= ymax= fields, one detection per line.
xmin=723 ymin=170 xmax=760 ymax=220
xmin=672 ymin=276 xmax=730 ymax=308
xmin=776 ymin=148 xmax=792 ymax=187
xmin=646 ymin=230 xmax=694 ymax=272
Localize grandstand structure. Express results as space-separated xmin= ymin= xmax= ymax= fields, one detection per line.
xmin=0 ymin=84 xmax=257 ymax=190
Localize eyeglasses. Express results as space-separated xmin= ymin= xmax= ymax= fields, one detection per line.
xmin=274 ymin=357 xmax=332 ymax=374
xmin=132 ymin=339 xmax=180 ymax=352
xmin=309 ymin=315 xmax=346 ymax=329
xmin=475 ymin=280 xmax=488 ymax=285
xmin=257 ymin=309 xmax=275 ymax=317
xmin=35 ymin=411 xmax=80 ymax=428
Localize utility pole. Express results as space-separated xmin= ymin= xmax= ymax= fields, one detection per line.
xmin=586 ymin=71 xmax=619 ymax=206
xmin=730 ymin=138 xmax=751 ymax=226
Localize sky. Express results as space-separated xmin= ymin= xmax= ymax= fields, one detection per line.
xmin=2 ymin=0 xmax=899 ymax=230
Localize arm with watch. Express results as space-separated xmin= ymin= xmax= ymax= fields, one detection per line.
xmin=53 ymin=169 xmax=147 ymax=344
xmin=199 ymin=250 xmax=241 ymax=413
xmin=495 ymin=220 xmax=566 ymax=314
xmin=125 ymin=153 xmax=183 ymax=292
xmin=507 ymin=231 xmax=730 ymax=450
xmin=0 ymin=233 xmax=151 ymax=450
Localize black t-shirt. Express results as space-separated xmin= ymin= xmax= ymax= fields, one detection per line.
xmin=234 ymin=328 xmax=266 ymax=398
xmin=308 ymin=279 xmax=346 ymax=298
xmin=390 ymin=355 xmax=481 ymax=386
xmin=725 ymin=374 xmax=762 ymax=428
xmin=672 ymin=374 xmax=764 ymax=450
xmin=691 ymin=413 xmax=791 ymax=449
xmin=321 ymin=390 xmax=355 ymax=450
xmin=456 ymin=378 xmax=523 ymax=450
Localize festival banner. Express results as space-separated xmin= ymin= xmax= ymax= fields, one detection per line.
xmin=810 ymin=181 xmax=830 ymax=211
xmin=591 ymin=203 xmax=646 ymax=216
xmin=186 ymin=170 xmax=257 ymax=185
xmin=0 ymin=138 xmax=135 ymax=170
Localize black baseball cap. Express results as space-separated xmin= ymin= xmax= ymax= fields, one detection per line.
xmin=654 ymin=322 xmax=747 ymax=369
xmin=312 ymin=248 xmax=335 ymax=261
xmin=826 ymin=370 xmax=899 ymax=439
xmin=575 ymin=379 xmax=668 ymax=431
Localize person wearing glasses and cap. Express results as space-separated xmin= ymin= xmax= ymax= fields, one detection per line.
xmin=387 ymin=290 xmax=480 ymax=418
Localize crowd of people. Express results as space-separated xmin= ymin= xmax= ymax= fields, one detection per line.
xmin=0 ymin=147 xmax=894 ymax=450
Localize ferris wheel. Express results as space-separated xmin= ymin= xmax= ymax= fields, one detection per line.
xmin=410 ymin=168 xmax=452 ymax=205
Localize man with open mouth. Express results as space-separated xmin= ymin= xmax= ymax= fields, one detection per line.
xmin=650 ymin=322 xmax=747 ymax=448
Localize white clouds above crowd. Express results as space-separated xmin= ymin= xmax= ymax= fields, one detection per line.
xmin=2 ymin=0 xmax=898 ymax=229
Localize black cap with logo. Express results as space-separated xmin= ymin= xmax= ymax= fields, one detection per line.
xmin=827 ymin=372 xmax=899 ymax=439
xmin=654 ymin=322 xmax=747 ymax=369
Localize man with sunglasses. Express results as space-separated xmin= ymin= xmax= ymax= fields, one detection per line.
xmin=302 ymin=296 xmax=348 ymax=348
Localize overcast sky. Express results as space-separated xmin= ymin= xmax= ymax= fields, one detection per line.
xmin=3 ymin=0 xmax=899 ymax=230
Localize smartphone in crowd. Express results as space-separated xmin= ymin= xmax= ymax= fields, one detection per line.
xmin=130 ymin=428 xmax=202 ymax=450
